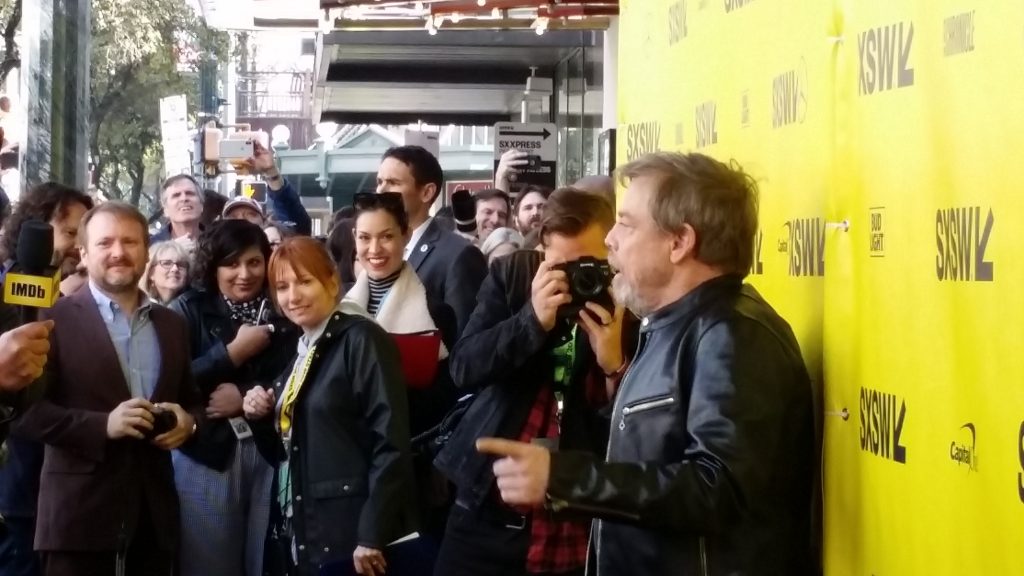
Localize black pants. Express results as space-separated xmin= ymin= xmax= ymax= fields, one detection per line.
xmin=40 ymin=506 xmax=173 ymax=576
xmin=0 ymin=516 xmax=39 ymax=576
xmin=433 ymin=501 xmax=585 ymax=576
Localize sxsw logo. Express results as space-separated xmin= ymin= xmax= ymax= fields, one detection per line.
xmin=950 ymin=423 xmax=978 ymax=472
xmin=749 ymin=229 xmax=764 ymax=275
xmin=695 ymin=101 xmax=718 ymax=149
xmin=741 ymin=90 xmax=751 ymax=128
xmin=669 ymin=0 xmax=688 ymax=45
xmin=858 ymin=21 xmax=915 ymax=95
xmin=859 ymin=386 xmax=907 ymax=464
xmin=944 ymin=11 xmax=975 ymax=57
xmin=772 ymin=59 xmax=808 ymax=129
xmin=725 ymin=0 xmax=755 ymax=13
xmin=624 ymin=122 xmax=661 ymax=162
xmin=779 ymin=218 xmax=825 ymax=277
xmin=935 ymin=206 xmax=994 ymax=282
xmin=869 ymin=207 xmax=885 ymax=257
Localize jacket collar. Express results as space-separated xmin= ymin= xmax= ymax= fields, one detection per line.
xmin=641 ymin=273 xmax=744 ymax=332
xmin=407 ymin=218 xmax=444 ymax=271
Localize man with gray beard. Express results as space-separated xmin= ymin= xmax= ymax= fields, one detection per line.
xmin=479 ymin=152 xmax=819 ymax=576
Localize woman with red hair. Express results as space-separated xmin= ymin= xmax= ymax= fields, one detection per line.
xmin=243 ymin=236 xmax=416 ymax=576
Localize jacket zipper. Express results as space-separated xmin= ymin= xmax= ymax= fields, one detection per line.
xmin=699 ymin=536 xmax=709 ymax=576
xmin=599 ymin=333 xmax=652 ymax=576
xmin=618 ymin=396 xmax=675 ymax=430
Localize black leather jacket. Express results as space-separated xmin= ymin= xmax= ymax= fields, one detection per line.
xmin=169 ymin=288 xmax=299 ymax=470
xmin=436 ymin=251 xmax=636 ymax=510
xmin=547 ymin=275 xmax=819 ymax=576
xmin=251 ymin=309 xmax=418 ymax=575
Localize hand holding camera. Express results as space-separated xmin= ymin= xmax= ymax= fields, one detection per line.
xmin=542 ymin=256 xmax=625 ymax=376
xmin=495 ymin=149 xmax=529 ymax=191
xmin=107 ymin=398 xmax=157 ymax=440
xmin=530 ymin=259 xmax=573 ymax=332
xmin=150 ymin=402 xmax=196 ymax=451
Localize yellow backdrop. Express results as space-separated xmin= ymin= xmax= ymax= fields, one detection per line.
xmin=618 ymin=0 xmax=1024 ymax=573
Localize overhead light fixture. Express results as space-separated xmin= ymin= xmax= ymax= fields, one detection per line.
xmin=451 ymin=12 xmax=461 ymax=23
xmin=477 ymin=0 xmax=486 ymax=5
xmin=533 ymin=16 xmax=549 ymax=35
xmin=315 ymin=122 xmax=338 ymax=140
xmin=271 ymin=124 xmax=291 ymax=146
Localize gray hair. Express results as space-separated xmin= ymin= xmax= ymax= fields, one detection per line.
xmin=479 ymin=227 xmax=525 ymax=258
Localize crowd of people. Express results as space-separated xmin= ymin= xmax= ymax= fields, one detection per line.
xmin=0 ymin=143 xmax=819 ymax=576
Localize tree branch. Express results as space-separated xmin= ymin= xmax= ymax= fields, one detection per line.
xmin=0 ymin=0 xmax=21 ymax=83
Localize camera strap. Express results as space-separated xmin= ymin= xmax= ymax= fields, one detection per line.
xmin=550 ymin=325 xmax=578 ymax=430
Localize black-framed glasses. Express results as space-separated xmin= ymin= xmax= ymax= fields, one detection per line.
xmin=353 ymin=192 xmax=405 ymax=211
xmin=157 ymin=259 xmax=189 ymax=271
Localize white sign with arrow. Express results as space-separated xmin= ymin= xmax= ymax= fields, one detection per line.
xmin=493 ymin=122 xmax=558 ymax=192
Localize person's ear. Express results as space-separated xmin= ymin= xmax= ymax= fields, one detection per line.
xmin=667 ymin=224 xmax=697 ymax=265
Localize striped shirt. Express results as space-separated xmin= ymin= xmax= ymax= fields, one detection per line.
xmin=366 ymin=269 xmax=401 ymax=316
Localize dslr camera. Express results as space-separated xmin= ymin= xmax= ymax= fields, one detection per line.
xmin=143 ymin=408 xmax=178 ymax=440
xmin=554 ymin=257 xmax=614 ymax=318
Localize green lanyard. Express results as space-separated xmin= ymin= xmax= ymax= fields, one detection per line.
xmin=551 ymin=325 xmax=578 ymax=423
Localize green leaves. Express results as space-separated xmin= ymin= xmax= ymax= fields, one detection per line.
xmin=90 ymin=0 xmax=230 ymax=212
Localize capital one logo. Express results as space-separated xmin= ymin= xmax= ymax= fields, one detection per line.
xmin=950 ymin=423 xmax=978 ymax=472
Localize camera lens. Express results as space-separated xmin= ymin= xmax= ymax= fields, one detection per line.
xmin=573 ymin=268 xmax=605 ymax=297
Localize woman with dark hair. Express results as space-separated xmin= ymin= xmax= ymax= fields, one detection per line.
xmin=344 ymin=192 xmax=457 ymax=436
xmin=327 ymin=217 xmax=361 ymax=293
xmin=242 ymin=236 xmax=416 ymax=576
xmin=263 ymin=221 xmax=295 ymax=253
xmin=169 ymin=219 xmax=299 ymax=576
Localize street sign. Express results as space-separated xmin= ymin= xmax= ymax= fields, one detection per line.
xmin=159 ymin=95 xmax=191 ymax=177
xmin=493 ymin=122 xmax=557 ymax=194
xmin=404 ymin=128 xmax=440 ymax=159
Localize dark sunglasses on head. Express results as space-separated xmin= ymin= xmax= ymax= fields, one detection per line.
xmin=353 ymin=191 xmax=404 ymax=211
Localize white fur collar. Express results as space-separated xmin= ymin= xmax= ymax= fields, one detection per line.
xmin=343 ymin=264 xmax=448 ymax=360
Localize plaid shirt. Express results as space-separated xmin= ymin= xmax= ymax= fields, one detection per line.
xmin=514 ymin=362 xmax=609 ymax=574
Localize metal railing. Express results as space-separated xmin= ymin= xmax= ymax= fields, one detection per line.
xmin=236 ymin=72 xmax=312 ymax=119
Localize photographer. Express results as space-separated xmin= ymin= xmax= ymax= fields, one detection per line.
xmin=433 ymin=187 xmax=637 ymax=576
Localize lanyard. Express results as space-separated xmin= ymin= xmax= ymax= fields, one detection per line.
xmin=278 ymin=344 xmax=318 ymax=435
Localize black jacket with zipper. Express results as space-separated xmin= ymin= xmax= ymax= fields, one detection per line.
xmin=435 ymin=250 xmax=638 ymax=511
xmin=252 ymin=308 xmax=418 ymax=575
xmin=546 ymin=274 xmax=819 ymax=576
xmin=169 ymin=288 xmax=299 ymax=470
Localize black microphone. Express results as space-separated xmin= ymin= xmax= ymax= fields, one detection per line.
xmin=451 ymin=189 xmax=477 ymax=235
xmin=4 ymin=220 xmax=58 ymax=324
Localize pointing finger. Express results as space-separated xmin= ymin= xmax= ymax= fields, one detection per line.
xmin=477 ymin=437 xmax=531 ymax=459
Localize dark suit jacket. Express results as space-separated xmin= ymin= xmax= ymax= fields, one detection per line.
xmin=14 ymin=287 xmax=203 ymax=553
xmin=407 ymin=218 xmax=487 ymax=336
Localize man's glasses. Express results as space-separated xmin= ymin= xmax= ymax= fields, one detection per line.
xmin=157 ymin=259 xmax=189 ymax=271
xmin=353 ymin=192 xmax=405 ymax=211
